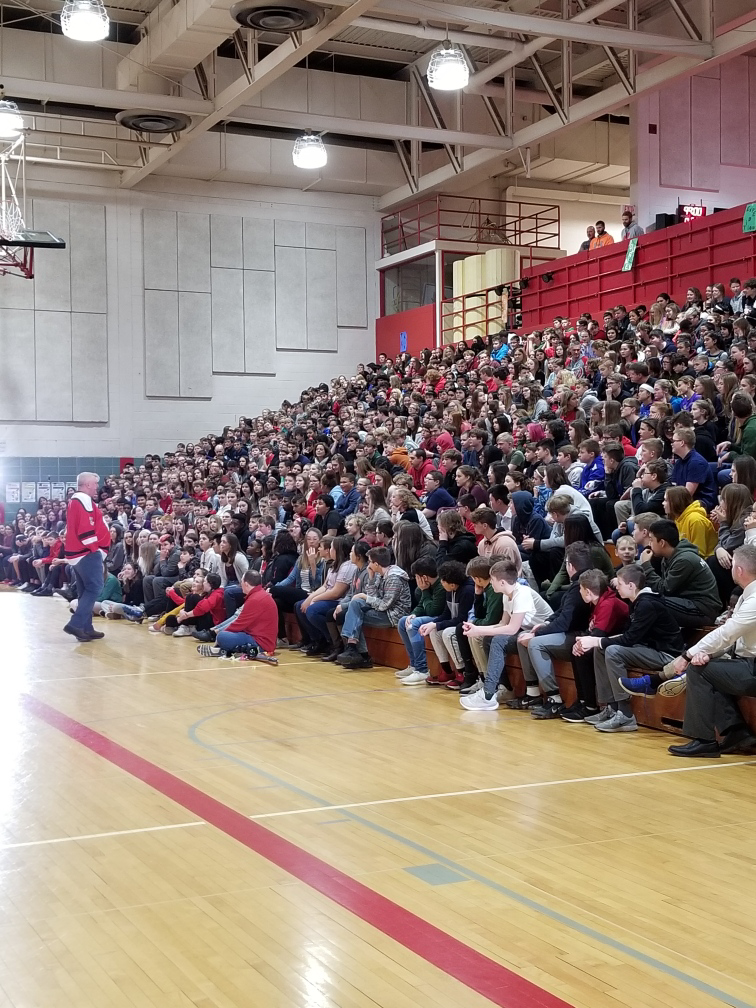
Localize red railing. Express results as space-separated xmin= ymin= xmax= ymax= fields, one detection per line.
xmin=381 ymin=195 xmax=560 ymax=256
xmin=440 ymin=283 xmax=508 ymax=345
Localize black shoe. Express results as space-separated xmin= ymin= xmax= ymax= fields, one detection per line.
xmin=321 ymin=645 xmax=344 ymax=662
xmin=35 ymin=587 xmax=53 ymax=597
xmin=304 ymin=643 xmax=326 ymax=657
xmin=560 ymin=702 xmax=596 ymax=723
xmin=505 ymin=694 xmax=543 ymax=710
xmin=668 ymin=739 xmax=720 ymax=758
xmin=531 ymin=698 xmax=565 ymax=719
xmin=192 ymin=630 xmax=214 ymax=643
xmin=341 ymin=651 xmax=372 ymax=669
xmin=85 ymin=629 xmax=105 ymax=640
xmin=22 ymin=583 xmax=38 ymax=593
xmin=719 ymin=727 xmax=756 ymax=755
xmin=63 ymin=623 xmax=93 ymax=643
xmin=336 ymin=644 xmax=360 ymax=665
xmin=56 ymin=588 xmax=75 ymax=602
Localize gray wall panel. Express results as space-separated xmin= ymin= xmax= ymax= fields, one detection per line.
xmin=143 ymin=210 xmax=177 ymax=291
xmin=243 ymin=270 xmax=276 ymax=373
xmin=72 ymin=313 xmax=108 ymax=421
xmin=211 ymin=267 xmax=244 ymax=371
xmin=144 ymin=290 xmax=179 ymax=396
xmin=178 ymin=212 xmax=211 ymax=293
xmin=70 ymin=203 xmax=107 ymax=313
xmin=305 ymin=223 xmax=336 ymax=250
xmin=336 ymin=226 xmax=368 ymax=328
xmin=0 ymin=309 xmax=35 ymax=420
xmin=35 ymin=311 xmax=73 ymax=421
xmin=243 ymin=217 xmax=274 ymax=271
xmin=179 ymin=292 xmax=212 ymax=397
xmin=274 ymin=246 xmax=307 ymax=349
xmin=275 ymin=219 xmax=305 ymax=248
xmin=0 ymin=271 xmax=34 ymax=310
xmin=210 ymin=215 xmax=243 ymax=268
xmin=306 ymin=248 xmax=337 ymax=351
xmin=33 ymin=200 xmax=71 ymax=312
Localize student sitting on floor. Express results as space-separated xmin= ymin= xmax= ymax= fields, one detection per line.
xmin=417 ymin=561 xmax=475 ymax=687
xmin=563 ymin=570 xmax=629 ymax=723
xmin=198 ymin=570 xmax=278 ymax=663
xmin=453 ymin=556 xmax=504 ymax=692
xmin=336 ymin=546 xmax=412 ymax=669
xmin=69 ymin=559 xmax=122 ymax=618
xmin=163 ymin=572 xmax=225 ymax=639
xmin=396 ymin=557 xmax=447 ymax=685
xmin=459 ymin=561 xmax=554 ymax=711
xmin=574 ymin=563 xmax=684 ymax=731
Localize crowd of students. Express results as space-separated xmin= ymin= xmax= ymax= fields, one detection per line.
xmin=5 ymin=275 xmax=756 ymax=755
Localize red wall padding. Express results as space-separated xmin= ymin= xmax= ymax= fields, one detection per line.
xmin=520 ymin=201 xmax=756 ymax=329
xmin=375 ymin=304 xmax=436 ymax=358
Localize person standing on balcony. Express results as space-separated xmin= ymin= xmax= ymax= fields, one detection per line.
xmin=589 ymin=221 xmax=614 ymax=249
xmin=579 ymin=225 xmax=595 ymax=251
xmin=621 ymin=211 xmax=644 ymax=240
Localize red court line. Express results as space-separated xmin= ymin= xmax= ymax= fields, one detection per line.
xmin=23 ymin=693 xmax=572 ymax=1008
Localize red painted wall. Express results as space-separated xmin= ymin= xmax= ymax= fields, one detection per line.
xmin=375 ymin=304 xmax=436 ymax=359
xmin=520 ymin=201 xmax=756 ymax=329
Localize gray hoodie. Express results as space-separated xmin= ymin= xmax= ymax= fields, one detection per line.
xmin=365 ymin=564 xmax=412 ymax=626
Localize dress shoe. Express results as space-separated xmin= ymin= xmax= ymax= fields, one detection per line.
xmin=668 ymin=739 xmax=720 ymax=758
xmin=63 ymin=623 xmax=93 ymax=643
xmin=85 ymin=629 xmax=105 ymax=640
xmin=321 ymin=644 xmax=344 ymax=662
xmin=719 ymin=728 xmax=756 ymax=755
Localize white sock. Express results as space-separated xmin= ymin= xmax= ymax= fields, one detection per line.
xmin=526 ymin=685 xmax=540 ymax=696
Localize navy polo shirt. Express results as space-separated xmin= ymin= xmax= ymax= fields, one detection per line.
xmin=671 ymin=449 xmax=718 ymax=510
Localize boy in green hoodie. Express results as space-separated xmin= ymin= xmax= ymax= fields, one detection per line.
xmin=453 ymin=556 xmax=504 ymax=689
xmin=397 ymin=557 xmax=447 ymax=685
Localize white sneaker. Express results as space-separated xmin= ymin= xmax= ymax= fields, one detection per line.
xmin=148 ymin=615 xmax=160 ymax=623
xmin=595 ymin=711 xmax=638 ymax=732
xmin=460 ymin=691 xmax=499 ymax=711
xmin=400 ymin=670 xmax=429 ymax=685
xmin=172 ymin=625 xmax=193 ymax=637
xmin=396 ymin=665 xmax=415 ymax=678
xmin=17 ymin=583 xmax=28 ymax=591
xmin=658 ymin=674 xmax=686 ymax=697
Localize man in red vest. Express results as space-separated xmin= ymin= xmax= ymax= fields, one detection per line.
xmin=63 ymin=472 xmax=111 ymax=642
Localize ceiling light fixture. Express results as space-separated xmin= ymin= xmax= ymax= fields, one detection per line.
xmin=60 ymin=0 xmax=110 ymax=41
xmin=292 ymin=132 xmax=327 ymax=169
xmin=0 ymin=91 xmax=24 ymax=139
xmin=427 ymin=41 xmax=469 ymax=91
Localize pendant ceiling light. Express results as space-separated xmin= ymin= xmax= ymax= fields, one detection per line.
xmin=0 ymin=94 xmax=24 ymax=139
xmin=61 ymin=0 xmax=110 ymax=40
xmin=427 ymin=41 xmax=469 ymax=90
xmin=292 ymin=132 xmax=327 ymax=169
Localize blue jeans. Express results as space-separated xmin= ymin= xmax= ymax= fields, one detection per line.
xmin=69 ymin=551 xmax=104 ymax=634
xmin=397 ymin=615 xmax=435 ymax=673
xmin=224 ymin=584 xmax=245 ymax=617
xmin=216 ymin=630 xmax=259 ymax=653
xmin=298 ymin=598 xmax=339 ymax=645
xmin=341 ymin=596 xmax=392 ymax=651
xmin=483 ymin=633 xmax=519 ymax=699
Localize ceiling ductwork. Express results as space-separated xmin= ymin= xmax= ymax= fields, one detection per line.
xmin=115 ymin=109 xmax=192 ymax=133
xmin=230 ymin=0 xmax=323 ymax=31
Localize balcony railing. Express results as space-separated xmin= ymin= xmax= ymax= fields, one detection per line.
xmin=440 ymin=283 xmax=510 ymax=345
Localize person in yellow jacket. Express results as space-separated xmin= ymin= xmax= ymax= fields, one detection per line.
xmin=664 ymin=486 xmax=718 ymax=557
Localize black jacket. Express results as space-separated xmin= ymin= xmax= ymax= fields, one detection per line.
xmin=605 ymin=457 xmax=638 ymax=503
xmin=435 ymin=577 xmax=476 ymax=630
xmin=534 ymin=577 xmax=591 ymax=636
xmin=600 ymin=590 xmax=684 ymax=655
xmin=263 ymin=551 xmax=298 ymax=588
xmin=436 ymin=531 xmax=478 ymax=565
xmin=630 ymin=481 xmax=669 ymax=518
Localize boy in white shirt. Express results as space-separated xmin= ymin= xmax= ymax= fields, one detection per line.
xmin=460 ymin=561 xmax=553 ymax=711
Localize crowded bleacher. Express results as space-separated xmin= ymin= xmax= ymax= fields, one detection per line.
xmin=4 ymin=275 xmax=756 ymax=754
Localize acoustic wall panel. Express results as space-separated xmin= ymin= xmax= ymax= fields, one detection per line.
xmin=243 ymin=270 xmax=276 ymax=373
xmin=72 ymin=313 xmax=108 ymax=421
xmin=691 ymin=75 xmax=720 ymax=190
xmin=211 ymin=267 xmax=244 ymax=371
xmin=144 ymin=290 xmax=179 ymax=396
xmin=0 ymin=309 xmax=36 ymax=420
xmin=659 ymin=79 xmax=691 ymax=189
xmin=306 ymin=248 xmax=337 ymax=350
xmin=143 ymin=210 xmax=178 ymax=290
xmin=210 ymin=214 xmax=243 ymax=268
xmin=70 ymin=203 xmax=107 ymax=313
xmin=0 ymin=271 xmax=34 ymax=310
xmin=179 ymin=292 xmax=212 ymax=397
xmin=178 ymin=213 xmax=211 ymax=293
xmin=33 ymin=201 xmax=71 ymax=312
xmin=721 ymin=57 xmax=749 ymax=168
xmin=35 ymin=311 xmax=73 ymax=421
xmin=274 ymin=246 xmax=307 ymax=349
xmin=243 ymin=217 xmax=274 ymax=271
xmin=336 ymin=226 xmax=368 ymax=327
xmin=275 ymin=219 xmax=305 ymax=248
xmin=305 ymin=223 xmax=336 ymax=250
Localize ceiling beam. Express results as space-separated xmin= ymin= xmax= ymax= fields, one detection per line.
xmin=350 ymin=16 xmax=521 ymax=51
xmin=0 ymin=75 xmax=211 ymax=116
xmin=378 ymin=10 xmax=756 ymax=210
xmin=119 ymin=0 xmax=378 ymax=188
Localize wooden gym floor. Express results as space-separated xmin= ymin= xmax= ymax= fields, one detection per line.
xmin=2 ymin=589 xmax=756 ymax=1008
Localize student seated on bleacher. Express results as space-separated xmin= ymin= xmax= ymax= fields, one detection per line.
xmin=615 ymin=535 xmax=638 ymax=567
xmin=336 ymin=546 xmax=411 ymax=669
xmin=417 ymin=561 xmax=474 ymax=686
xmin=396 ymin=557 xmax=447 ymax=685
xmin=563 ymin=569 xmax=629 ymax=723
xmin=454 ymin=556 xmax=504 ymax=691
xmin=459 ymin=561 xmax=553 ymax=711
xmin=515 ymin=542 xmax=594 ymax=718
xmin=638 ymin=519 xmax=720 ymax=627
xmin=574 ymin=564 xmax=684 ymax=732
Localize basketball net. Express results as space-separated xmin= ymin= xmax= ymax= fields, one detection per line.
xmin=0 ymin=134 xmax=33 ymax=278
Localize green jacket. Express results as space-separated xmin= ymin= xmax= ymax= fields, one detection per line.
xmin=98 ymin=573 xmax=123 ymax=603
xmin=547 ymin=544 xmax=614 ymax=596
xmin=471 ymin=583 xmax=504 ymax=625
xmin=411 ymin=577 xmax=447 ymax=617
xmin=730 ymin=414 xmax=756 ymax=460
xmin=640 ymin=539 xmax=720 ymax=613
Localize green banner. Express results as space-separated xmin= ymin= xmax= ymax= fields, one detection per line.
xmin=743 ymin=203 xmax=756 ymax=233
xmin=621 ymin=237 xmax=638 ymax=272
